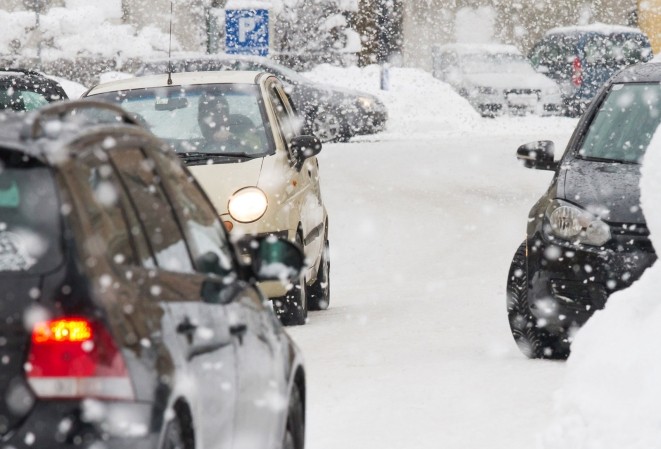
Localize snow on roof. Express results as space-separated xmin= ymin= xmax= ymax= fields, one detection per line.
xmin=87 ymin=71 xmax=263 ymax=95
xmin=224 ymin=0 xmax=273 ymax=9
xmin=432 ymin=43 xmax=522 ymax=56
xmin=546 ymin=22 xmax=645 ymax=36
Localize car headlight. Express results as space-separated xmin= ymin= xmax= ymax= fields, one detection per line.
xmin=477 ymin=86 xmax=498 ymax=95
xmin=357 ymin=96 xmax=374 ymax=110
xmin=545 ymin=200 xmax=611 ymax=246
xmin=228 ymin=187 xmax=268 ymax=223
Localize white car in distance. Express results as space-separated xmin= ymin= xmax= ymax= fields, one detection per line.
xmin=432 ymin=43 xmax=563 ymax=117
xmin=86 ymin=71 xmax=330 ymax=325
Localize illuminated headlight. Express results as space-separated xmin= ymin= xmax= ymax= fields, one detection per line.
xmin=545 ymin=200 xmax=611 ymax=246
xmin=357 ymin=96 xmax=374 ymax=110
xmin=228 ymin=187 xmax=268 ymax=223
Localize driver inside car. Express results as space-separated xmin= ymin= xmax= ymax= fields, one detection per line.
xmin=197 ymin=92 xmax=261 ymax=154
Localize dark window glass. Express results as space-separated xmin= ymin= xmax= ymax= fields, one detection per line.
xmin=69 ymin=151 xmax=136 ymax=266
xmin=111 ymin=148 xmax=194 ymax=273
xmin=152 ymin=151 xmax=235 ymax=275
xmin=0 ymin=154 xmax=62 ymax=274
xmin=579 ymin=83 xmax=661 ymax=164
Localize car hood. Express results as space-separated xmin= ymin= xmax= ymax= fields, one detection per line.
xmin=559 ymin=160 xmax=644 ymax=224
xmin=464 ymin=73 xmax=559 ymax=91
xmin=188 ymin=157 xmax=264 ymax=215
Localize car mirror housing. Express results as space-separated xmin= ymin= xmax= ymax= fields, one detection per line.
xmin=517 ymin=140 xmax=558 ymax=171
xmin=291 ymin=135 xmax=322 ymax=167
xmin=249 ymin=236 xmax=304 ymax=283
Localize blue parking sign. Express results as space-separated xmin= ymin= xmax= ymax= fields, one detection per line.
xmin=226 ymin=9 xmax=270 ymax=56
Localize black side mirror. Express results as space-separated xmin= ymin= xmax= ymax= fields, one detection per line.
xmin=249 ymin=235 xmax=304 ymax=283
xmin=196 ymin=251 xmax=222 ymax=276
xmin=291 ymin=135 xmax=322 ymax=169
xmin=517 ymin=141 xmax=558 ymax=171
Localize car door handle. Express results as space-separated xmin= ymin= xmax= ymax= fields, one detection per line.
xmin=176 ymin=318 xmax=197 ymax=336
xmin=230 ymin=323 xmax=248 ymax=344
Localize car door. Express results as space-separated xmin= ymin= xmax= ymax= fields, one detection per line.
xmin=267 ymin=79 xmax=325 ymax=264
xmin=110 ymin=146 xmax=237 ymax=449
xmin=149 ymin=146 xmax=285 ymax=449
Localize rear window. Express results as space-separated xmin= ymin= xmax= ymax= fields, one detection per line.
xmin=583 ymin=34 xmax=651 ymax=64
xmin=578 ymin=83 xmax=661 ymax=164
xmin=0 ymin=153 xmax=62 ymax=274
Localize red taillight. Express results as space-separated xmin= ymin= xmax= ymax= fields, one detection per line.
xmin=571 ymin=57 xmax=583 ymax=87
xmin=26 ymin=318 xmax=134 ymax=400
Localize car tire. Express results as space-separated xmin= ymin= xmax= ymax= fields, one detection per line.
xmin=161 ymin=415 xmax=187 ymax=449
xmin=311 ymin=111 xmax=343 ymax=143
xmin=307 ymin=238 xmax=330 ymax=311
xmin=283 ymin=385 xmax=305 ymax=449
xmin=274 ymin=232 xmax=308 ymax=326
xmin=506 ymin=241 xmax=568 ymax=359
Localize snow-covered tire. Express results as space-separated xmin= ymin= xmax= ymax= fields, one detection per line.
xmin=307 ymin=238 xmax=330 ymax=311
xmin=282 ymin=385 xmax=305 ymax=449
xmin=274 ymin=232 xmax=308 ymax=326
xmin=506 ymin=241 xmax=568 ymax=359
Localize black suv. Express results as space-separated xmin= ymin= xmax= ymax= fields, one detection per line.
xmin=506 ymin=63 xmax=661 ymax=359
xmin=0 ymin=101 xmax=306 ymax=449
xmin=0 ymin=68 xmax=68 ymax=111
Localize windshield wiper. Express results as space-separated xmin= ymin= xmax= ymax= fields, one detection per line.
xmin=178 ymin=151 xmax=257 ymax=163
xmin=580 ymin=155 xmax=639 ymax=165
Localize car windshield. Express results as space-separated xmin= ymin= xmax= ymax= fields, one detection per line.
xmin=92 ymin=84 xmax=273 ymax=157
xmin=460 ymin=54 xmax=535 ymax=75
xmin=579 ymin=83 xmax=661 ymax=163
xmin=0 ymin=152 xmax=62 ymax=274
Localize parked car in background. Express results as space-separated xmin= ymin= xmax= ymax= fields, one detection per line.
xmin=0 ymin=68 xmax=68 ymax=111
xmin=134 ymin=54 xmax=388 ymax=142
xmin=529 ymin=23 xmax=653 ymax=116
xmin=86 ymin=71 xmax=331 ymax=326
xmin=0 ymin=100 xmax=307 ymax=449
xmin=506 ymin=63 xmax=661 ymax=359
xmin=432 ymin=44 xmax=563 ymax=117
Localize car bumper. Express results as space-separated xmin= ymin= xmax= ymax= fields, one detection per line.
xmin=527 ymin=234 xmax=656 ymax=333
xmin=4 ymin=400 xmax=158 ymax=448
xmin=233 ymin=230 xmax=294 ymax=298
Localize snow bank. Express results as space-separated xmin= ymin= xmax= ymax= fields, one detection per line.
xmin=541 ymin=130 xmax=661 ymax=448
xmin=304 ymin=64 xmax=577 ymax=141
xmin=0 ymin=2 xmax=176 ymax=61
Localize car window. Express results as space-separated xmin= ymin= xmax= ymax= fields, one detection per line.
xmin=68 ymin=151 xmax=137 ymax=267
xmin=110 ymin=147 xmax=195 ymax=273
xmin=583 ymin=34 xmax=651 ymax=64
xmin=151 ymin=150 xmax=235 ymax=275
xmin=0 ymin=87 xmax=51 ymax=111
xmin=93 ymin=84 xmax=272 ymax=157
xmin=268 ymin=83 xmax=297 ymax=146
xmin=578 ymin=83 xmax=661 ymax=163
xmin=0 ymin=152 xmax=63 ymax=274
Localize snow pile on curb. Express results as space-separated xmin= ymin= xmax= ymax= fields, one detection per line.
xmin=304 ymin=64 xmax=481 ymax=139
xmin=541 ymin=130 xmax=661 ymax=448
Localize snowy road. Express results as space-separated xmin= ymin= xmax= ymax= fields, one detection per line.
xmin=288 ymin=121 xmax=577 ymax=448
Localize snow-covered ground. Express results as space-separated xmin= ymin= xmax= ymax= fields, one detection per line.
xmin=288 ymin=66 xmax=579 ymax=447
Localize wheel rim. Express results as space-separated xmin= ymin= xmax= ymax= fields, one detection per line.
xmin=312 ymin=115 xmax=340 ymax=142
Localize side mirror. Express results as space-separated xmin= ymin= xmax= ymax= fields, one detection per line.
xmin=517 ymin=141 xmax=558 ymax=171
xmin=196 ymin=251 xmax=222 ymax=276
xmin=249 ymin=236 xmax=304 ymax=283
xmin=291 ymin=135 xmax=322 ymax=168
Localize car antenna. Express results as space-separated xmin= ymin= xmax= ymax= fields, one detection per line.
xmin=167 ymin=0 xmax=174 ymax=86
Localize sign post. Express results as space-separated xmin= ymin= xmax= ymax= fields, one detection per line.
xmin=225 ymin=9 xmax=270 ymax=56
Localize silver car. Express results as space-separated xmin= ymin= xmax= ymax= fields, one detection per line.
xmin=432 ymin=43 xmax=563 ymax=117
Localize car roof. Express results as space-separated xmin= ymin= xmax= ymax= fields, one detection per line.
xmin=88 ymin=71 xmax=264 ymax=95
xmin=433 ymin=43 xmax=522 ymax=56
xmin=546 ymin=23 xmax=646 ymax=37
xmin=612 ymin=63 xmax=661 ymax=83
